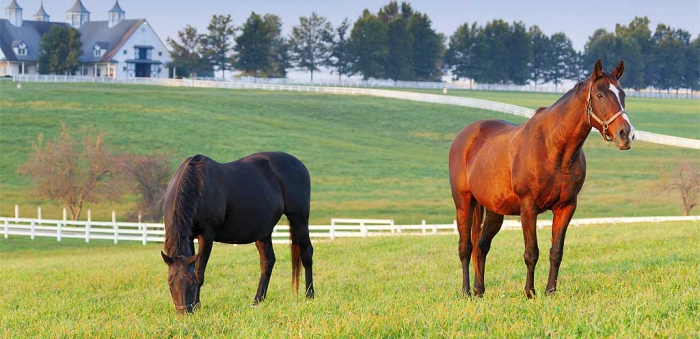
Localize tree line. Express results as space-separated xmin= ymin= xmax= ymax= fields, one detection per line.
xmin=32 ymin=1 xmax=698 ymax=91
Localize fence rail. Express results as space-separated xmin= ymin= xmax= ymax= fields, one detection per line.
xmin=3 ymin=216 xmax=698 ymax=245
xmin=11 ymin=75 xmax=700 ymax=150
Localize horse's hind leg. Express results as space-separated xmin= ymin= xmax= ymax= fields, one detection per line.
xmin=471 ymin=210 xmax=504 ymax=297
xmin=456 ymin=192 xmax=477 ymax=297
xmin=253 ymin=234 xmax=276 ymax=305
xmin=288 ymin=213 xmax=314 ymax=299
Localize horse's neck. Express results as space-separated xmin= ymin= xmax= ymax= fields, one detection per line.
xmin=541 ymin=87 xmax=592 ymax=163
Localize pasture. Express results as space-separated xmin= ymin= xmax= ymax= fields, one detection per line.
xmin=1 ymin=222 xmax=698 ymax=337
xmin=1 ymin=81 xmax=698 ymax=223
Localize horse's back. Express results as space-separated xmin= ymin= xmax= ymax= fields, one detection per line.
xmin=238 ymin=151 xmax=311 ymax=211
xmin=449 ymin=119 xmax=518 ymax=179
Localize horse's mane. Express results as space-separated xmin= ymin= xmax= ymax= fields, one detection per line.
xmin=164 ymin=154 xmax=207 ymax=256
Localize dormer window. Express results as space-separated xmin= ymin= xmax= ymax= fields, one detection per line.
xmin=94 ymin=44 xmax=103 ymax=57
xmin=17 ymin=42 xmax=27 ymax=56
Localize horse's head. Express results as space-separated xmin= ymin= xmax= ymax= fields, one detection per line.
xmin=586 ymin=59 xmax=635 ymax=150
xmin=161 ymin=251 xmax=200 ymax=314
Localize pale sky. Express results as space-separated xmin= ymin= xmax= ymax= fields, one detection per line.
xmin=4 ymin=0 xmax=699 ymax=52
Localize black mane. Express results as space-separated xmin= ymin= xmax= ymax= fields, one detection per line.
xmin=164 ymin=154 xmax=207 ymax=256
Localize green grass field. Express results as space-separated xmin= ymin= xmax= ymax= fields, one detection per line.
xmin=1 ymin=81 xmax=698 ymax=224
xmin=1 ymin=222 xmax=698 ymax=337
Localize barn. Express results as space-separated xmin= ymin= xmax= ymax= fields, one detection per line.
xmin=0 ymin=0 xmax=171 ymax=79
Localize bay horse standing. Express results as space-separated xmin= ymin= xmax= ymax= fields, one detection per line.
xmin=449 ymin=59 xmax=635 ymax=298
xmin=160 ymin=152 xmax=314 ymax=314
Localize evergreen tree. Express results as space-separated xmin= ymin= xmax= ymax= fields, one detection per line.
xmin=507 ymin=21 xmax=531 ymax=85
xmin=291 ymin=12 xmax=332 ymax=82
xmin=528 ymin=25 xmax=550 ymax=87
xmin=322 ymin=18 xmax=352 ymax=82
xmin=683 ymin=36 xmax=700 ymax=93
xmin=167 ymin=25 xmax=212 ymax=78
xmin=408 ymin=12 xmax=444 ymax=81
xmin=234 ymin=12 xmax=282 ymax=77
xmin=445 ymin=22 xmax=482 ymax=81
xmin=38 ymin=25 xmax=83 ymax=75
xmin=201 ymin=14 xmax=236 ymax=79
xmin=349 ymin=9 xmax=388 ymax=80
xmin=614 ymin=17 xmax=653 ymax=90
xmin=271 ymin=36 xmax=293 ymax=78
xmin=544 ymin=33 xmax=578 ymax=91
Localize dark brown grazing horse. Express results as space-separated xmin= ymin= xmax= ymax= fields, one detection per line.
xmin=449 ymin=59 xmax=635 ymax=298
xmin=161 ymin=152 xmax=314 ymax=314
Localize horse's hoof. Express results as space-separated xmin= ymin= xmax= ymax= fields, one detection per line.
xmin=524 ymin=289 xmax=536 ymax=299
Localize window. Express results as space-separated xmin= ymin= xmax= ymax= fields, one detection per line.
xmin=94 ymin=44 xmax=103 ymax=57
xmin=16 ymin=42 xmax=27 ymax=56
xmin=123 ymin=50 xmax=127 ymax=55
xmin=96 ymin=68 xmax=101 ymax=76
xmin=123 ymin=66 xmax=127 ymax=71
xmin=158 ymin=51 xmax=162 ymax=57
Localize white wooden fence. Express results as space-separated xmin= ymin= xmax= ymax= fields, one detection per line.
xmin=12 ymin=75 xmax=700 ymax=150
xmin=2 ymin=215 xmax=698 ymax=245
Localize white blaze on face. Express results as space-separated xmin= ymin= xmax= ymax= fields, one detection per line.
xmin=609 ymin=84 xmax=635 ymax=139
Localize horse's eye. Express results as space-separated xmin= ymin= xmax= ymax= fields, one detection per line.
xmin=596 ymin=93 xmax=603 ymax=99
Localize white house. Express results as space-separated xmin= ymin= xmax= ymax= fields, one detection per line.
xmin=0 ymin=0 xmax=171 ymax=79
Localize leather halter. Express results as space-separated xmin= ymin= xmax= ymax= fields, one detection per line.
xmin=585 ymin=79 xmax=626 ymax=142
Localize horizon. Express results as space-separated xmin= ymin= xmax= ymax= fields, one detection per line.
xmin=2 ymin=0 xmax=698 ymax=53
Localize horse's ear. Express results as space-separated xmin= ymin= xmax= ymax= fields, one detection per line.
xmin=591 ymin=59 xmax=603 ymax=79
xmin=187 ymin=253 xmax=200 ymax=266
xmin=612 ymin=60 xmax=624 ymax=80
xmin=161 ymin=251 xmax=174 ymax=266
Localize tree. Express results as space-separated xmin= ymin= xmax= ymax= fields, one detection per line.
xmin=234 ymin=12 xmax=282 ymax=77
xmin=661 ymin=162 xmax=700 ymax=216
xmin=291 ymin=12 xmax=332 ymax=82
xmin=120 ymin=152 xmax=171 ymax=222
xmin=506 ymin=21 xmax=531 ymax=85
xmin=19 ymin=125 xmax=122 ymax=221
xmin=683 ymin=35 xmax=700 ymax=93
xmin=323 ymin=18 xmax=352 ymax=82
xmin=349 ymin=9 xmax=388 ymax=80
xmin=407 ymin=11 xmax=444 ymax=81
xmin=544 ymin=33 xmax=578 ymax=91
xmin=445 ymin=22 xmax=482 ymax=81
xmin=201 ymin=14 xmax=236 ymax=79
xmin=271 ymin=36 xmax=293 ymax=78
xmin=652 ymin=24 xmax=689 ymax=92
xmin=38 ymin=25 xmax=83 ymax=75
xmin=615 ymin=17 xmax=653 ymax=90
xmin=167 ymin=25 xmax=213 ymax=78
xmin=528 ymin=25 xmax=550 ymax=87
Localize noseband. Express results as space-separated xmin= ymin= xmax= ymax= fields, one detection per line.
xmin=585 ymin=80 xmax=626 ymax=142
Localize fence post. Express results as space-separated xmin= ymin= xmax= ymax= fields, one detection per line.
xmin=433 ymin=221 xmax=438 ymax=235
xmin=30 ymin=219 xmax=35 ymax=240
xmin=394 ymin=220 xmax=401 ymax=236
xmin=112 ymin=210 xmax=118 ymax=244
xmin=4 ymin=218 xmax=8 ymax=239
xmin=361 ymin=221 xmax=367 ymax=237
xmin=85 ymin=209 xmax=91 ymax=243
xmin=422 ymin=220 xmax=426 ymax=235
xmin=15 ymin=205 xmax=19 ymax=219
xmin=142 ymin=222 xmax=148 ymax=245
xmin=330 ymin=219 xmax=335 ymax=240
xmin=37 ymin=206 xmax=42 ymax=225
xmin=57 ymin=220 xmax=62 ymax=242
xmin=453 ymin=220 xmax=458 ymax=234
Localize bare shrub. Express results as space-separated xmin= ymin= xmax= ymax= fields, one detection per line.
xmin=119 ymin=152 xmax=172 ymax=222
xmin=19 ymin=124 xmax=122 ymax=220
xmin=660 ymin=162 xmax=700 ymax=216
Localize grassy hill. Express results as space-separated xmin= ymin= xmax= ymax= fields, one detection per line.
xmin=1 ymin=81 xmax=698 ymax=223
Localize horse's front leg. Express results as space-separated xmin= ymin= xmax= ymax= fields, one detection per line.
xmin=547 ymin=202 xmax=576 ymax=295
xmin=194 ymin=233 xmax=214 ymax=306
xmin=520 ymin=200 xmax=539 ymax=299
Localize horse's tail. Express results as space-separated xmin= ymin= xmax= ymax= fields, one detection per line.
xmin=289 ymin=226 xmax=302 ymax=296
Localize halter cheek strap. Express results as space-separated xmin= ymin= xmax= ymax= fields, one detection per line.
xmin=585 ymin=80 xmax=627 ymax=143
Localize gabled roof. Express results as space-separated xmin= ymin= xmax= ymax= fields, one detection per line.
xmin=0 ymin=19 xmax=70 ymax=61
xmin=5 ymin=0 xmax=22 ymax=10
xmin=109 ymin=1 xmax=125 ymax=14
xmin=67 ymin=0 xmax=90 ymax=14
xmin=78 ymin=19 xmax=144 ymax=63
